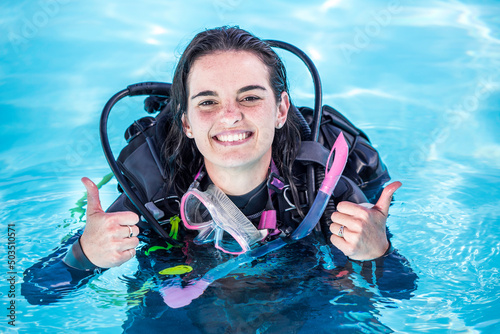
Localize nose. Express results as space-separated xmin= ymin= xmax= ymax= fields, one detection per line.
xmin=219 ymin=102 xmax=243 ymax=126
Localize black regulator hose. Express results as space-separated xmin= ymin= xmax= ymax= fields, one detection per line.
xmin=265 ymin=40 xmax=323 ymax=208
xmin=100 ymin=82 xmax=181 ymax=246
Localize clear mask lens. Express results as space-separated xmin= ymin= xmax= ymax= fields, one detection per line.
xmin=181 ymin=185 xmax=263 ymax=255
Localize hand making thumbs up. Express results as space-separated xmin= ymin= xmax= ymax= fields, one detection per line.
xmin=79 ymin=177 xmax=140 ymax=268
xmin=329 ymin=181 xmax=402 ymax=261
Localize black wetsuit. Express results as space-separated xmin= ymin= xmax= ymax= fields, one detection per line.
xmin=22 ymin=167 xmax=417 ymax=333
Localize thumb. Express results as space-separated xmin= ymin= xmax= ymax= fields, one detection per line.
xmin=374 ymin=181 xmax=402 ymax=216
xmin=81 ymin=177 xmax=103 ymax=215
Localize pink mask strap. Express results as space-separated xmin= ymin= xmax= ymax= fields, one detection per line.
xmin=258 ymin=210 xmax=277 ymax=230
xmin=193 ymin=165 xmax=204 ymax=181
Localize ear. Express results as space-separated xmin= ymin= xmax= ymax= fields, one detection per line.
xmin=181 ymin=113 xmax=193 ymax=138
xmin=276 ymin=91 xmax=290 ymax=128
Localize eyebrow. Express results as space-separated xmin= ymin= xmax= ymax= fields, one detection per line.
xmin=190 ymin=85 xmax=267 ymax=100
xmin=237 ymin=85 xmax=267 ymax=94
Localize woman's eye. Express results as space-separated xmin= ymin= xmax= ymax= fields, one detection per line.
xmin=242 ymin=96 xmax=261 ymax=102
xmin=199 ymin=100 xmax=216 ymax=107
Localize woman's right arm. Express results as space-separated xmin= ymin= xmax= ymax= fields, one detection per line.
xmin=21 ymin=178 xmax=140 ymax=305
xmin=77 ymin=177 xmax=140 ymax=268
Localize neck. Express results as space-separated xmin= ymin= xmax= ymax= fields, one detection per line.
xmin=204 ymin=153 xmax=271 ymax=196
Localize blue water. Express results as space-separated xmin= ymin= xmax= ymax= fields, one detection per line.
xmin=1 ymin=0 xmax=500 ymax=333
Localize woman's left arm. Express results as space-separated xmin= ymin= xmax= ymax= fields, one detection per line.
xmin=329 ymin=181 xmax=402 ymax=261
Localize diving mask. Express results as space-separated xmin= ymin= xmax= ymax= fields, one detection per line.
xmin=180 ymin=182 xmax=266 ymax=255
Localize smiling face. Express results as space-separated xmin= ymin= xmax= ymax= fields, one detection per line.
xmin=182 ymin=50 xmax=289 ymax=177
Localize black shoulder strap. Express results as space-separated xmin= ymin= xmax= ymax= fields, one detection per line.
xmin=296 ymin=104 xmax=391 ymax=202
xmin=295 ymin=141 xmax=331 ymax=167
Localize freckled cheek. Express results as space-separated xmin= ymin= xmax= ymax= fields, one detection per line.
xmin=189 ymin=114 xmax=215 ymax=137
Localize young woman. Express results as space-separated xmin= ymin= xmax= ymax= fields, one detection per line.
xmin=69 ymin=26 xmax=401 ymax=271
xmin=23 ymin=29 xmax=417 ymax=333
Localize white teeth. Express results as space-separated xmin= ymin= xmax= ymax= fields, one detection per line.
xmin=217 ymin=132 xmax=249 ymax=142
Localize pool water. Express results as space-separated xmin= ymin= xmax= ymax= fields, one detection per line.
xmin=1 ymin=0 xmax=500 ymax=333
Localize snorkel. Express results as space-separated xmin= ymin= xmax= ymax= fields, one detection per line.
xmin=248 ymin=132 xmax=348 ymax=258
xmin=290 ymin=131 xmax=348 ymax=240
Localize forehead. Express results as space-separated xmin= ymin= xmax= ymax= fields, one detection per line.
xmin=187 ymin=50 xmax=271 ymax=93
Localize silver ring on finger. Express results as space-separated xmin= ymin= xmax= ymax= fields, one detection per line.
xmin=128 ymin=248 xmax=135 ymax=259
xmin=337 ymin=225 xmax=345 ymax=238
xmin=127 ymin=225 xmax=133 ymax=238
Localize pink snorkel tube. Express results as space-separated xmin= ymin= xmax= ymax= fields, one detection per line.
xmin=290 ymin=131 xmax=348 ymax=240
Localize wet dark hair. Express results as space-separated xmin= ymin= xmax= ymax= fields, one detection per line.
xmin=163 ymin=26 xmax=303 ymax=212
